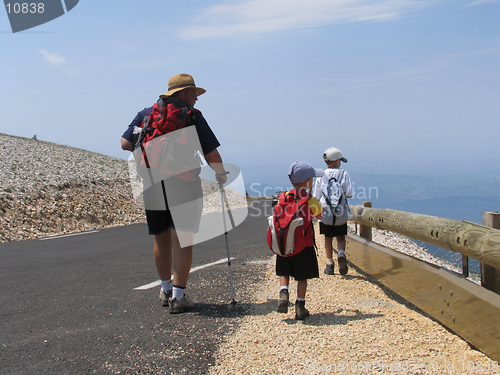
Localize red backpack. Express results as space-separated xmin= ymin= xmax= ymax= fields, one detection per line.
xmin=267 ymin=190 xmax=313 ymax=257
xmin=134 ymin=98 xmax=201 ymax=182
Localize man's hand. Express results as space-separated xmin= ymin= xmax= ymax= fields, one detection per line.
xmin=216 ymin=171 xmax=228 ymax=185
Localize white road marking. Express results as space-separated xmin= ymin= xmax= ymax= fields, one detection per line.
xmin=38 ymin=230 xmax=100 ymax=240
xmin=133 ymin=257 xmax=235 ymax=290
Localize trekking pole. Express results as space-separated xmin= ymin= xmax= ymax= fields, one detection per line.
xmin=218 ymin=172 xmax=236 ymax=305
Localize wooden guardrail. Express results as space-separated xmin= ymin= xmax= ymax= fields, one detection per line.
xmin=350 ymin=205 xmax=500 ymax=269
xmin=350 ymin=204 xmax=500 ymax=293
xmin=347 ymin=204 xmax=500 ymax=361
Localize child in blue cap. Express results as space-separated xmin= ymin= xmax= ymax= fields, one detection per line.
xmin=274 ymin=161 xmax=323 ymax=320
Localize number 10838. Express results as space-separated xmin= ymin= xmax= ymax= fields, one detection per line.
xmin=6 ymin=3 xmax=45 ymax=14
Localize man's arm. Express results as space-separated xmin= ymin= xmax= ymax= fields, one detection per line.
xmin=121 ymin=107 xmax=153 ymax=152
xmin=121 ymin=137 xmax=134 ymax=151
xmin=204 ymin=148 xmax=227 ymax=184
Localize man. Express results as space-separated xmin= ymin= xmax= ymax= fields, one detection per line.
xmin=121 ymin=74 xmax=227 ymax=313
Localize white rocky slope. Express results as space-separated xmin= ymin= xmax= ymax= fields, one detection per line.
xmin=0 ymin=133 xmax=145 ymax=242
xmin=0 ymin=133 xmax=246 ymax=243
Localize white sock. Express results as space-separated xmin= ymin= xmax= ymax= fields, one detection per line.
xmin=326 ymin=258 xmax=333 ymax=265
xmin=280 ymin=286 xmax=289 ymax=292
xmin=338 ymin=250 xmax=345 ymax=258
xmin=172 ymin=286 xmax=185 ymax=300
xmin=297 ymin=297 xmax=305 ymax=302
xmin=161 ymin=279 xmax=172 ymax=292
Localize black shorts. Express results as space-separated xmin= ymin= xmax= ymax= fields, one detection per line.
xmin=145 ymin=201 xmax=203 ymax=235
xmin=275 ymin=246 xmax=319 ymax=281
xmin=144 ymin=178 xmax=203 ymax=235
xmin=145 ymin=209 xmax=175 ymax=235
xmin=319 ymin=222 xmax=348 ymax=238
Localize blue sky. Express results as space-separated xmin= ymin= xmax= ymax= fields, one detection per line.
xmin=1 ymin=0 xmax=499 ymax=180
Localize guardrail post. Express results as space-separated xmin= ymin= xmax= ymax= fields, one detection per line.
xmin=359 ymin=202 xmax=372 ymax=241
xmin=482 ymin=211 xmax=500 ymax=294
xmin=462 ymin=254 xmax=469 ymax=278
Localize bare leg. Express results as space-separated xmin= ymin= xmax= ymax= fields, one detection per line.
xmin=325 ymin=236 xmax=334 ymax=259
xmin=153 ymin=229 xmax=173 ymax=281
xmin=297 ymin=279 xmax=307 ymax=299
xmin=280 ymin=276 xmax=290 ymax=288
xmin=171 ymin=229 xmax=193 ymax=288
xmin=336 ymin=236 xmax=346 ymax=254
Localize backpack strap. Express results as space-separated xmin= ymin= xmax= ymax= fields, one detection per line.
xmin=321 ymin=177 xmax=334 ymax=208
xmin=311 ymin=221 xmax=318 ymax=254
xmin=134 ymin=103 xmax=158 ymax=151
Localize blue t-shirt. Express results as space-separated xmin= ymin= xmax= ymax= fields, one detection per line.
xmin=122 ymin=105 xmax=220 ymax=155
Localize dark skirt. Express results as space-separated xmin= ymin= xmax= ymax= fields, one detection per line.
xmin=275 ymin=246 xmax=319 ymax=281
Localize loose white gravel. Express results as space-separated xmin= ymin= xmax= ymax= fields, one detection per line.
xmin=209 ymin=223 xmax=495 ymax=375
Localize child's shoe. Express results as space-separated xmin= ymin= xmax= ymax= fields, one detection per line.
xmin=338 ymin=255 xmax=348 ymax=275
xmin=295 ymin=300 xmax=309 ymax=320
xmin=324 ymin=263 xmax=335 ymax=275
xmin=277 ymin=290 xmax=289 ymax=313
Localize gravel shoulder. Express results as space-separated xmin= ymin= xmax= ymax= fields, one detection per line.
xmin=209 ymin=223 xmax=495 ymax=374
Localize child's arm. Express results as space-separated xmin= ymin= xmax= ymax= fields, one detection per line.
xmin=343 ymin=171 xmax=354 ymax=198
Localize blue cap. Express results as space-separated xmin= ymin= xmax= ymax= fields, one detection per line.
xmin=288 ymin=161 xmax=324 ymax=184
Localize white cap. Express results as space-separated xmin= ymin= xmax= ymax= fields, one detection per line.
xmin=323 ymin=147 xmax=347 ymax=163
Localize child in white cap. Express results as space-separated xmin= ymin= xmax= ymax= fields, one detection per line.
xmin=313 ymin=148 xmax=354 ymax=275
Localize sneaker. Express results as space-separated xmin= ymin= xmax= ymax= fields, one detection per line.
xmin=169 ymin=295 xmax=194 ymax=314
xmin=338 ymin=255 xmax=348 ymax=275
xmin=159 ymin=289 xmax=172 ymax=307
xmin=324 ymin=263 xmax=335 ymax=275
xmin=295 ymin=300 xmax=309 ymax=320
xmin=277 ymin=289 xmax=289 ymax=313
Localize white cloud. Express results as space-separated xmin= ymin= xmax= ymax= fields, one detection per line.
xmin=352 ymin=60 xmax=449 ymax=84
xmin=39 ymin=49 xmax=66 ymax=67
xmin=177 ymin=0 xmax=434 ymax=39
xmin=351 ymin=46 xmax=500 ymax=84
xmin=121 ymin=60 xmax=169 ymax=68
xmin=461 ymin=0 xmax=497 ymax=7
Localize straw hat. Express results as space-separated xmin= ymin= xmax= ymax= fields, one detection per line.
xmin=160 ymin=73 xmax=206 ymax=97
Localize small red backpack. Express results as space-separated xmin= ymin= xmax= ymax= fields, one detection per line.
xmin=267 ymin=190 xmax=313 ymax=257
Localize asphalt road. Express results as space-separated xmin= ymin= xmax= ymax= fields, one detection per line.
xmin=0 ymin=200 xmax=272 ymax=374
